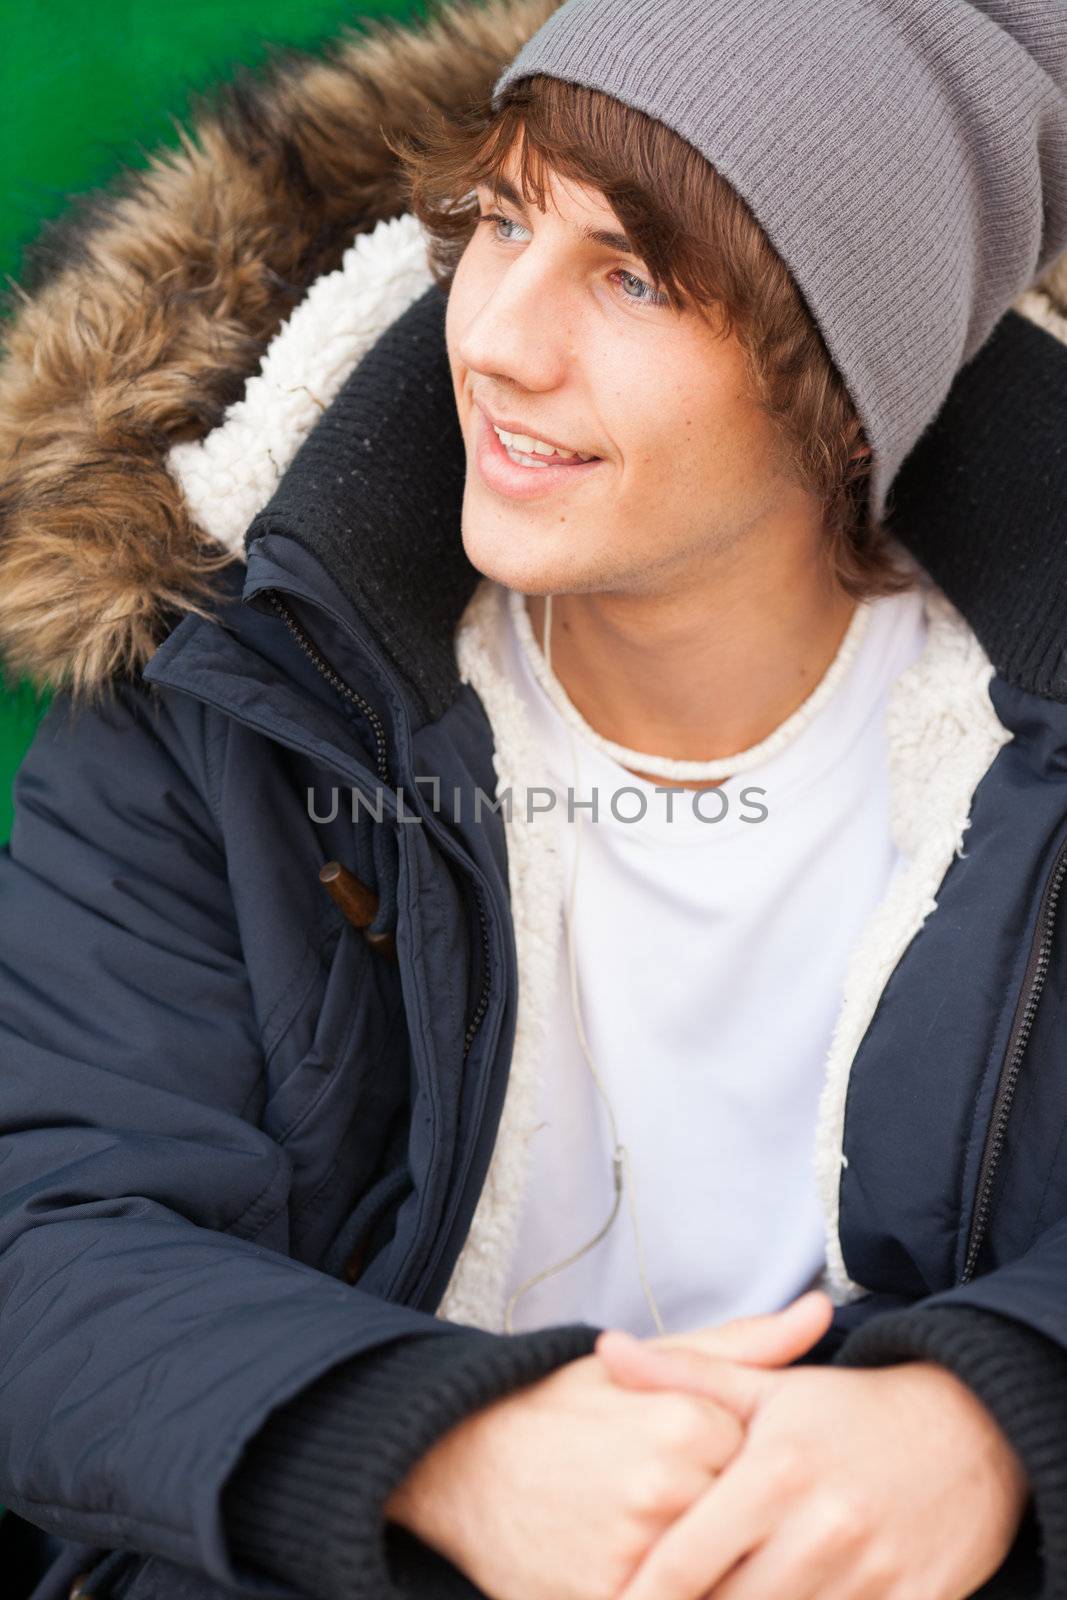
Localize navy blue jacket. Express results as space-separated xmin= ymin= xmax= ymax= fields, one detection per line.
xmin=4 ymin=5 xmax=1067 ymax=1596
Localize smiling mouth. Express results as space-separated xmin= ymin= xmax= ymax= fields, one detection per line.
xmin=472 ymin=405 xmax=604 ymax=500
xmin=491 ymin=422 xmax=598 ymax=467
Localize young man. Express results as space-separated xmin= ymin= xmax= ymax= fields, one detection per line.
xmin=2 ymin=2 xmax=1067 ymax=1599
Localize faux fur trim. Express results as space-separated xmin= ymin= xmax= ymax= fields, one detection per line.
xmin=0 ymin=0 xmax=557 ymax=698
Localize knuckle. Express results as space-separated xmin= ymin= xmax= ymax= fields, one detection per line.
xmin=626 ymin=1454 xmax=684 ymax=1518
xmin=809 ymin=1487 xmax=870 ymax=1550
xmin=659 ymin=1393 xmax=714 ymax=1451
xmin=764 ymin=1436 xmax=809 ymax=1496
xmin=707 ymin=1410 xmax=745 ymax=1463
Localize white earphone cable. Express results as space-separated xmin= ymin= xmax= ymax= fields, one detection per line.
xmin=503 ymin=592 xmax=666 ymax=1336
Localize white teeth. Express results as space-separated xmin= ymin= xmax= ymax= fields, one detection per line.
xmin=492 ymin=423 xmax=593 ymax=464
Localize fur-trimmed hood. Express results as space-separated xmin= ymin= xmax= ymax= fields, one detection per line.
xmin=0 ymin=0 xmax=556 ymax=698
xmin=1 ymin=0 xmax=1066 ymax=701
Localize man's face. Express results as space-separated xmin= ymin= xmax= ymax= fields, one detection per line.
xmin=445 ymin=144 xmax=819 ymax=598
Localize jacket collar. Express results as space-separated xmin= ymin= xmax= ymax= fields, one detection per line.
xmin=242 ymin=285 xmax=475 ymax=729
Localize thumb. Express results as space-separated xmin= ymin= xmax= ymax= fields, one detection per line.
xmin=683 ymin=1288 xmax=835 ymax=1366
xmin=595 ymin=1289 xmax=833 ymax=1406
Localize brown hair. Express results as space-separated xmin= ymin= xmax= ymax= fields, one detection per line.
xmin=395 ymin=74 xmax=913 ymax=601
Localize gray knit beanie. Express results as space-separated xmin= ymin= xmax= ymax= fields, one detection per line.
xmin=493 ymin=0 xmax=1067 ymax=521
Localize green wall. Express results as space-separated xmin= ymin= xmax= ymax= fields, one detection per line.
xmin=0 ymin=0 xmax=421 ymax=841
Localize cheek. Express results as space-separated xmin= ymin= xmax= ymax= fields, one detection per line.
xmin=588 ymin=344 xmax=682 ymax=487
xmin=611 ymin=368 xmax=777 ymax=543
xmin=618 ymin=375 xmax=717 ymax=496
xmin=655 ymin=373 xmax=768 ymax=491
xmin=444 ymin=265 xmax=470 ymax=375
xmin=444 ymin=243 xmax=488 ymax=371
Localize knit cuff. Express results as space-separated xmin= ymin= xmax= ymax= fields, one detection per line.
xmin=221 ymin=1320 xmax=602 ymax=1600
xmin=832 ymin=1304 xmax=1067 ymax=1600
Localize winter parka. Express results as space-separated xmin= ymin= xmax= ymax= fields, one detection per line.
xmin=3 ymin=4 xmax=1067 ymax=1600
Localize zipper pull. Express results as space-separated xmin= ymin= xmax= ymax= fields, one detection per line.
xmin=320 ymin=860 xmax=397 ymax=960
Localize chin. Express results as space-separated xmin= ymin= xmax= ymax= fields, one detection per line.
xmin=460 ymin=508 xmax=581 ymax=596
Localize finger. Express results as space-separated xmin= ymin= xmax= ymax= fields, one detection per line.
xmin=707 ymin=1290 xmax=835 ymax=1365
xmin=595 ymin=1337 xmax=771 ymax=1419
xmin=673 ymin=1290 xmax=835 ymax=1365
xmin=596 ymin=1290 xmax=833 ymax=1395
xmin=598 ymin=1331 xmax=764 ymax=1408
xmin=596 ymin=1291 xmax=833 ymax=1399
xmin=709 ymin=1512 xmax=845 ymax=1600
xmin=688 ymin=1396 xmax=746 ymax=1476
xmin=617 ymin=1454 xmax=774 ymax=1600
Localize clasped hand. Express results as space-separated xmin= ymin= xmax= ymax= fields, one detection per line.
xmin=598 ymin=1293 xmax=1030 ymax=1600
xmin=385 ymin=1291 xmax=1030 ymax=1600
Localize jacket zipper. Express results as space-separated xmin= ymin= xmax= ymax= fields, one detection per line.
xmin=961 ymin=833 xmax=1067 ymax=1282
xmin=265 ymin=589 xmax=492 ymax=1067
xmin=399 ymin=886 xmax=496 ymax=1308
xmin=462 ymin=896 xmax=492 ymax=1059
xmin=266 ymin=591 xmax=390 ymax=785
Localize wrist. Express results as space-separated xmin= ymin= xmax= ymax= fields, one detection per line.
xmin=896 ymin=1359 xmax=1031 ymax=1522
xmin=383 ymin=1401 xmax=491 ymax=1565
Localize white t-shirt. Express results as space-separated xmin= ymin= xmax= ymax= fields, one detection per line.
xmin=496 ymin=582 xmax=929 ymax=1336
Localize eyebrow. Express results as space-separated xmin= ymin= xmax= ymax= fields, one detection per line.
xmin=482 ymin=174 xmax=639 ymax=258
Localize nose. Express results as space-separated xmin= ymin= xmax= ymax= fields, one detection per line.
xmin=453 ymin=243 xmax=570 ymax=395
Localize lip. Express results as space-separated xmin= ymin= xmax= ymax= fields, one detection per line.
xmin=472 ymin=403 xmax=604 ymax=502
xmin=481 ymin=405 xmax=594 ymax=460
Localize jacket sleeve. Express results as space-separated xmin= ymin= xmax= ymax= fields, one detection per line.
xmin=221 ymin=1279 xmax=1067 ymax=1600
xmin=221 ymin=1326 xmax=604 ymax=1600
xmin=833 ymin=1281 xmax=1067 ymax=1600
xmin=0 ymin=679 xmax=599 ymax=1600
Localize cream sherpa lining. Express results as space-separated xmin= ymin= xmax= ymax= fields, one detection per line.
xmin=437 ymin=579 xmax=569 ymax=1326
xmin=167 ymin=213 xmax=433 ymax=557
xmin=166 ymin=212 xmax=1018 ymax=1326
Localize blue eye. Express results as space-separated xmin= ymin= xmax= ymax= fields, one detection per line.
xmin=613 ymin=268 xmax=669 ymax=307
xmin=479 ymin=211 xmax=530 ymax=243
xmin=476 ymin=210 xmax=669 ymax=308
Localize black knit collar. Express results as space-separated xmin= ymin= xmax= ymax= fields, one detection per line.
xmin=247 ymin=287 xmax=1067 ymax=722
xmin=246 ymin=288 xmax=474 ymax=725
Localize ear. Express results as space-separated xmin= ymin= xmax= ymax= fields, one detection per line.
xmin=847 ymin=416 xmax=872 ymax=463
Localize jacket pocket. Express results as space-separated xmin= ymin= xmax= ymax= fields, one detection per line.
xmin=322 ymin=1160 xmax=413 ymax=1285
xmin=259 ymin=914 xmax=409 ymax=1226
xmin=261 ymin=915 xmax=405 ymax=1130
